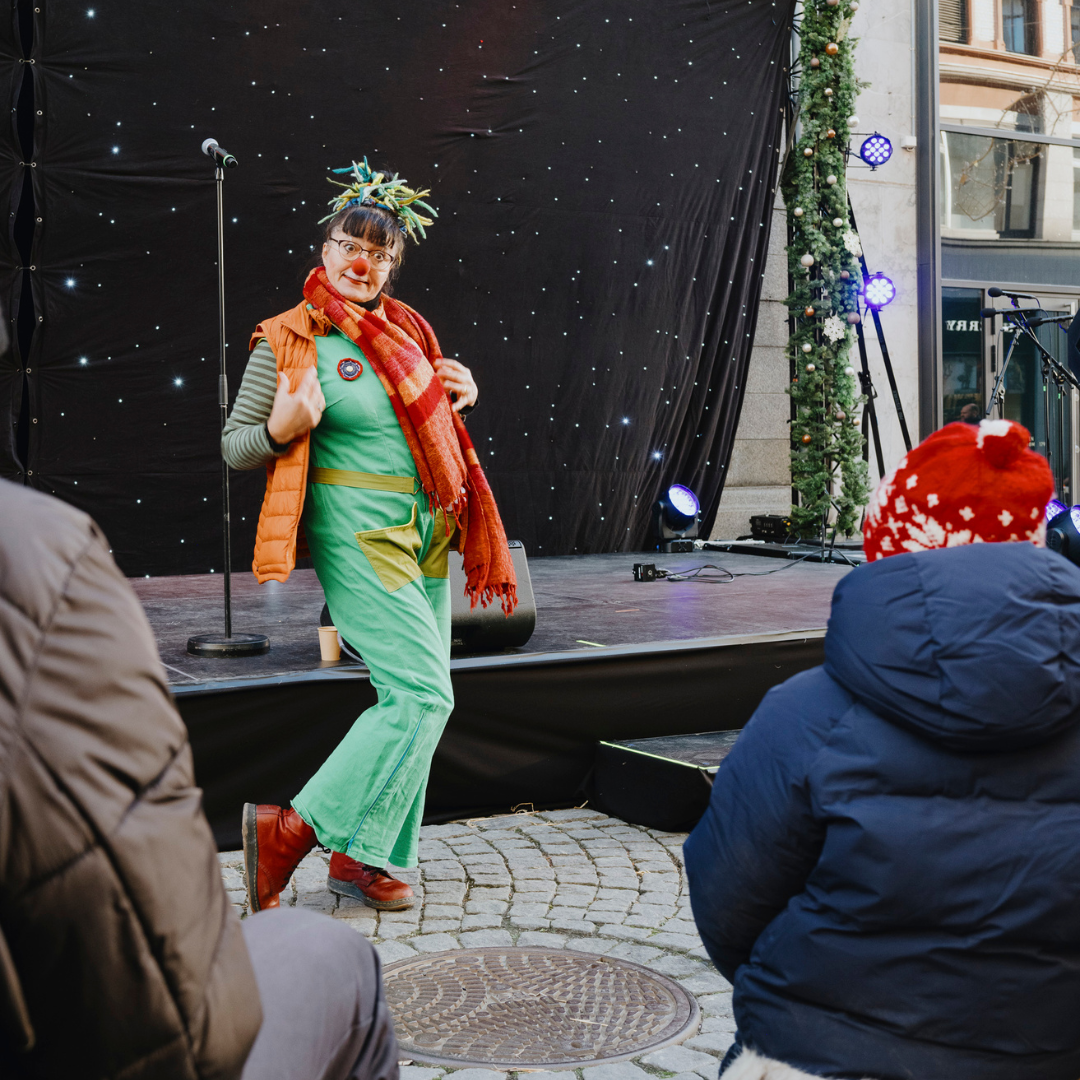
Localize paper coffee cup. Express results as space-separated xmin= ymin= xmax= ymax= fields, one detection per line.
xmin=318 ymin=625 xmax=341 ymax=662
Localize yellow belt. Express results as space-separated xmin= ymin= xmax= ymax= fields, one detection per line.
xmin=309 ymin=467 xmax=418 ymax=494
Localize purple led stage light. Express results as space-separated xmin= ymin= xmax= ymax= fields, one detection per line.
xmin=863 ymin=273 xmax=896 ymax=310
xmin=859 ymin=133 xmax=893 ymax=168
xmin=668 ymin=485 xmax=700 ymax=518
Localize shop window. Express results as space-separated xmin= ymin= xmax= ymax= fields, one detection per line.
xmin=940 ymin=131 xmax=1041 ymax=238
xmin=942 ymin=289 xmax=984 ymax=425
xmin=1072 ymin=3 xmax=1080 ymax=61
xmin=1073 ymin=148 xmax=1080 ymax=232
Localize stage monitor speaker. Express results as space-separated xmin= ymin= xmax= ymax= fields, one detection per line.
xmin=320 ymin=540 xmax=536 ymax=656
xmin=448 ymin=540 xmax=536 ymax=652
xmin=591 ymin=730 xmax=741 ymax=832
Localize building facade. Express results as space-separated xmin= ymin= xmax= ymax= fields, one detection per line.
xmin=712 ymin=0 xmax=1080 ymax=539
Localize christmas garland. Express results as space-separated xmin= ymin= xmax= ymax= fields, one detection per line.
xmin=783 ymin=0 xmax=870 ymax=537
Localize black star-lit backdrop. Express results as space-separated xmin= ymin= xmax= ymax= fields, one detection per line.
xmin=0 ymin=0 xmax=793 ymax=575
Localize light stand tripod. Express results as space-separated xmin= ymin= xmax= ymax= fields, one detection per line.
xmin=847 ymin=196 xmax=913 ymax=478
xmin=187 ymin=141 xmax=270 ymax=658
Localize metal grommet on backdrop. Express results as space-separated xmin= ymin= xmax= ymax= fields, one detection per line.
xmin=337 ymin=357 xmax=362 ymax=381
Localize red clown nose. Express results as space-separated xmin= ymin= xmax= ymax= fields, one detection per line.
xmin=350 ymin=255 xmax=370 ymax=276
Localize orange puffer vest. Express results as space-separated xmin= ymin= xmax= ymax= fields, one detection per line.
xmin=249 ymin=301 xmax=331 ymax=583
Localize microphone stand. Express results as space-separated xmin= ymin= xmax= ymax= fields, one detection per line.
xmin=187 ymin=154 xmax=270 ymax=657
xmin=986 ymin=304 xmax=1080 ymax=487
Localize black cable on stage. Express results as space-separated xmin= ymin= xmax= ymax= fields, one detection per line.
xmin=656 ymin=552 xmax=818 ymax=583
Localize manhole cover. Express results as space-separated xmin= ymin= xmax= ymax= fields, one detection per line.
xmin=384 ymin=946 xmax=700 ymax=1068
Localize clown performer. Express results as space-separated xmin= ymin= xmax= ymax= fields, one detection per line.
xmin=222 ymin=160 xmax=517 ymax=912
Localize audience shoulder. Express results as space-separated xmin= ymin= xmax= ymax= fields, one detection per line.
xmin=0 ymin=480 xmax=100 ymax=631
xmin=742 ymin=666 xmax=851 ymax=756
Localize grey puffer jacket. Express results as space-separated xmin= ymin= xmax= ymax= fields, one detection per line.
xmin=0 ymin=480 xmax=262 ymax=1078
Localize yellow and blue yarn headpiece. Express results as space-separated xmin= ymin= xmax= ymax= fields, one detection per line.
xmin=320 ymin=157 xmax=437 ymax=243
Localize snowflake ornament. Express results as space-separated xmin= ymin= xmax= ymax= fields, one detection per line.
xmin=823 ymin=315 xmax=847 ymax=342
xmin=843 ymin=230 xmax=862 ymax=257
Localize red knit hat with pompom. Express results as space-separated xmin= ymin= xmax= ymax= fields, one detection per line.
xmin=863 ymin=419 xmax=1054 ymax=562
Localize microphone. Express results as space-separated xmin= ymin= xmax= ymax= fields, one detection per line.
xmin=987 ymin=286 xmax=1036 ymax=300
xmin=1025 ymin=314 xmax=1071 ymax=328
xmin=980 ymin=308 xmax=1003 ymax=319
xmin=201 ymin=138 xmax=238 ymax=168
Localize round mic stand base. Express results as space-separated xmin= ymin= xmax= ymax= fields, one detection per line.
xmin=187 ymin=633 xmax=271 ymax=657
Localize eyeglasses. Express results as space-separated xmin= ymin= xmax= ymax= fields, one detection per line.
xmin=327 ymin=236 xmax=396 ymax=269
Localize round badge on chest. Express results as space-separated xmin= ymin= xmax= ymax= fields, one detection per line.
xmin=337 ymin=357 xmax=363 ymax=381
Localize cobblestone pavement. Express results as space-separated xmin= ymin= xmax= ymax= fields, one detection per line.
xmin=220 ymin=807 xmax=733 ymax=1080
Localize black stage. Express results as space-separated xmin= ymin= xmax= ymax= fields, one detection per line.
xmin=134 ymin=550 xmax=851 ymax=848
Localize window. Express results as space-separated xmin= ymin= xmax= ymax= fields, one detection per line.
xmin=940 ymin=0 xmax=968 ymax=43
xmin=1002 ymin=0 xmax=1038 ymax=56
xmin=1072 ymin=4 xmax=1080 ymax=62
xmin=940 ymin=131 xmax=1042 ymax=238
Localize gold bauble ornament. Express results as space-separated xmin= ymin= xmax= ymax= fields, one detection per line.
xmin=806 ymin=363 xmax=816 ymax=372
xmin=826 ymin=128 xmax=836 ymax=139
xmin=825 ymin=42 xmax=839 ymax=55
xmin=803 ymin=147 xmax=814 ymax=157
xmin=824 ymin=88 xmax=834 ymax=97
xmin=802 ymin=342 xmax=814 ymax=353
xmin=805 ymin=305 xmax=816 ymax=317
xmin=793 ymin=206 xmax=805 ymax=217
xmin=810 ymin=56 xmax=821 ymax=68
xmin=835 ymin=411 xmax=847 ymax=421
xmin=801 ymin=434 xmax=813 ymax=444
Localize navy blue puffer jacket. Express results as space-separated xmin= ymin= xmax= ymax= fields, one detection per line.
xmin=684 ymin=543 xmax=1080 ymax=1080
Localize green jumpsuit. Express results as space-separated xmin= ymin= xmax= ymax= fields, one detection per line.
xmin=290 ymin=325 xmax=454 ymax=869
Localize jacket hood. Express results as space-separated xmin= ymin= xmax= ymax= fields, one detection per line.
xmin=824 ymin=543 xmax=1080 ymax=751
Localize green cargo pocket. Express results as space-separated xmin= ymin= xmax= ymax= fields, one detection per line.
xmin=419 ymin=509 xmax=455 ymax=580
xmin=355 ymin=503 xmax=423 ymax=593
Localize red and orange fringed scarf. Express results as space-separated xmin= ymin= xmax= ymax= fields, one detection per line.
xmin=303 ymin=267 xmax=517 ymax=614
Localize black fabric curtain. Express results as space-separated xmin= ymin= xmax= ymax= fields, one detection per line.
xmin=0 ymin=0 xmax=794 ymax=574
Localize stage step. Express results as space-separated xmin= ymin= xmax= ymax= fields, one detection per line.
xmin=592 ymin=730 xmax=742 ymax=833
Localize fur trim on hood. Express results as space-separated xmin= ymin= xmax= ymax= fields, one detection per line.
xmin=722 ymin=1047 xmax=873 ymax=1080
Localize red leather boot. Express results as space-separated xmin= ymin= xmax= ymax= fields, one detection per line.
xmin=242 ymin=803 xmax=317 ymax=912
xmin=327 ymin=851 xmax=415 ymax=911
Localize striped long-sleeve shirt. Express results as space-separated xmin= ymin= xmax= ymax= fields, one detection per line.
xmin=221 ymin=340 xmax=286 ymax=470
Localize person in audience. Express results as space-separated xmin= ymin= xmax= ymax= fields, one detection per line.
xmin=685 ymin=419 xmax=1080 ymax=1080
xmin=0 ymin=478 xmax=399 ymax=1080
xmin=959 ymin=401 xmax=981 ymax=423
